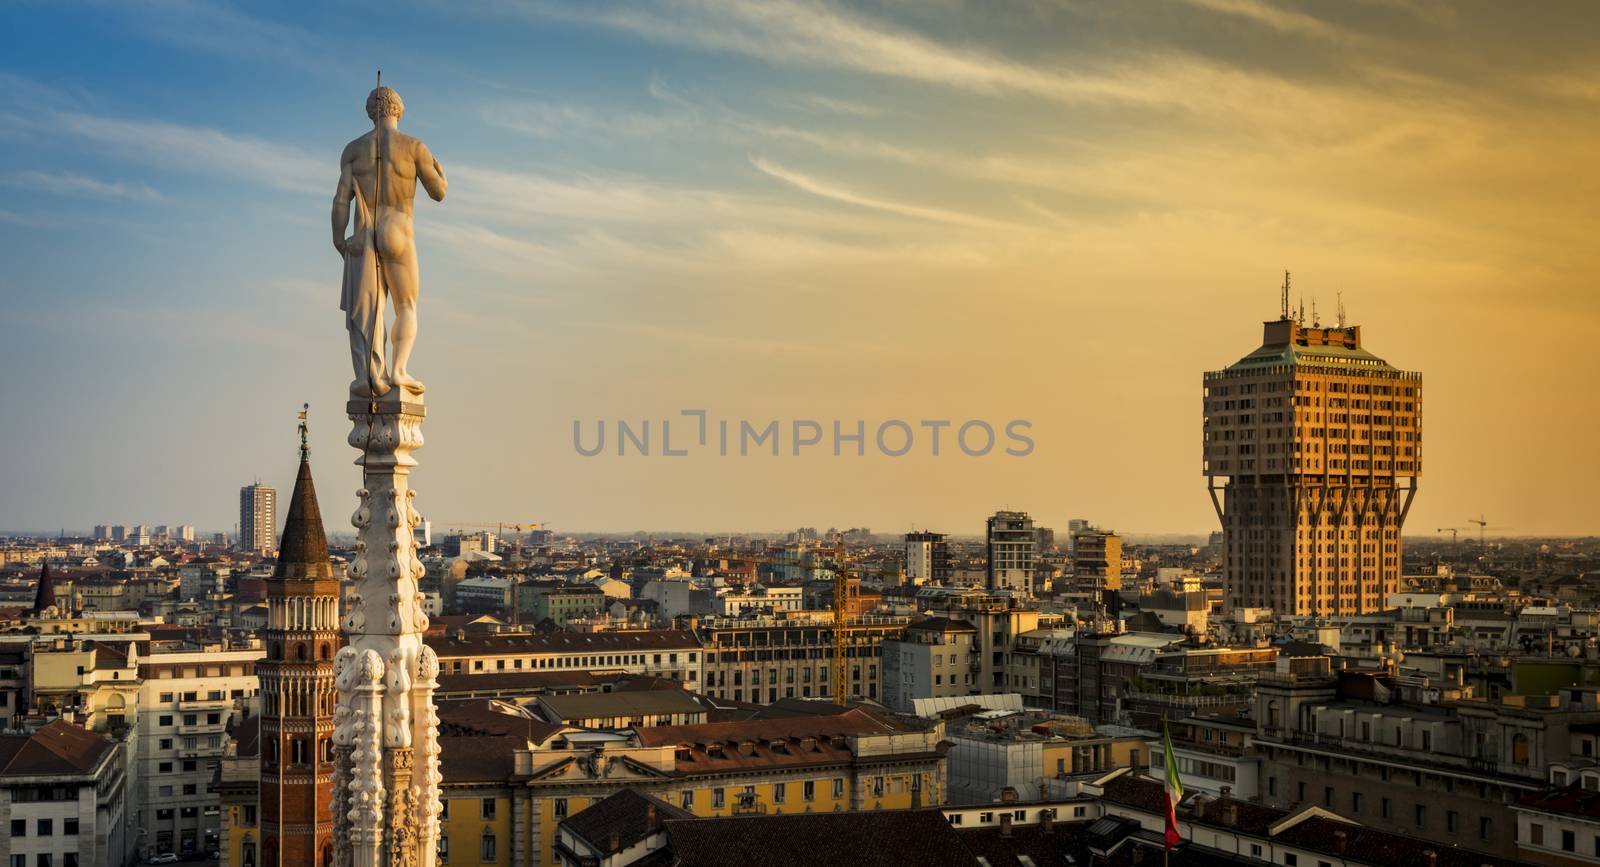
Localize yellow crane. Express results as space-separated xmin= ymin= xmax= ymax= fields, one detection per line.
xmin=711 ymin=548 xmax=902 ymax=706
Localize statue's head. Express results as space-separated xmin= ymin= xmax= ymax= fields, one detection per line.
xmin=366 ymin=86 xmax=405 ymax=122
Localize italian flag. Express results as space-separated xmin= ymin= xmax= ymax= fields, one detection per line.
xmin=1162 ymin=723 xmax=1184 ymax=850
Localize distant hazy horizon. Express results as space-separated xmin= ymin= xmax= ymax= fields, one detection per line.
xmin=3 ymin=2 xmax=1597 ymax=537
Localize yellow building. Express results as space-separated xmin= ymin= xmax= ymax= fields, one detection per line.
xmin=435 ymin=698 xmax=949 ymax=867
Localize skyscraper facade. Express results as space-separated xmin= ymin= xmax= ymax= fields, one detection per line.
xmin=985 ymin=511 xmax=1036 ymax=595
xmin=260 ymin=449 xmax=339 ymax=867
xmin=240 ymin=483 xmax=278 ymax=556
xmin=1203 ymin=313 xmax=1422 ymax=615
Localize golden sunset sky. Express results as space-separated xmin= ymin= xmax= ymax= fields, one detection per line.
xmin=1 ymin=1 xmax=1597 ymax=536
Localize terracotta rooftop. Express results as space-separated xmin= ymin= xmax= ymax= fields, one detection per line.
xmin=1518 ymin=782 xmax=1600 ymax=820
xmin=663 ymin=809 xmax=972 ymax=867
xmin=560 ymin=789 xmax=693 ymax=855
xmin=0 ymin=720 xmax=113 ymax=777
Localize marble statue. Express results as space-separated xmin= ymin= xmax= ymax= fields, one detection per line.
xmin=333 ymin=83 xmax=447 ymax=399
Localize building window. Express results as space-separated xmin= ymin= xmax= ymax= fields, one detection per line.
xmin=1481 ymin=817 xmax=1492 ymax=840
xmin=440 ymin=800 xmax=450 ymax=820
xmin=712 ymin=789 xmax=725 ymax=809
xmin=773 ymin=783 xmax=786 ymax=804
xmin=803 ymin=781 xmax=815 ymax=802
xmin=481 ymin=798 xmax=496 ymax=820
xmin=1415 ymin=804 xmax=1426 ymax=827
xmin=10 ymin=820 xmax=24 ymax=837
xmin=833 ymin=778 xmax=844 ymax=799
xmin=680 ymin=790 xmax=694 ymax=809
xmin=438 ymin=836 xmax=449 ymax=864
xmin=552 ymin=799 xmax=567 ymax=819
xmin=1446 ymin=811 xmax=1458 ymax=833
xmin=1380 ymin=798 xmax=1391 ymax=819
xmin=480 ymin=832 xmax=496 ymax=863
xmin=1284 ymin=855 xmax=1297 ymax=866
xmin=1530 ymin=823 xmax=1544 ymax=846
xmin=63 ymin=819 xmax=78 ymax=836
xmin=1562 ymin=829 xmax=1576 ymax=852
xmin=37 ymin=819 xmax=52 ymax=836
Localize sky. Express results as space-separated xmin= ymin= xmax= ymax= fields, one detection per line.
xmin=1 ymin=0 xmax=1598 ymax=539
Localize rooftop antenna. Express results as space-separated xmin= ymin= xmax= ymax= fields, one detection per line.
xmin=376 ymin=69 xmax=382 ymax=88
xmin=1312 ymin=296 xmax=1321 ymax=328
xmin=1280 ymin=270 xmax=1291 ymax=320
xmin=1336 ymin=288 xmax=1347 ymax=328
xmin=1298 ymin=287 xmax=1306 ymax=326
xmin=298 ymin=403 xmax=310 ymax=461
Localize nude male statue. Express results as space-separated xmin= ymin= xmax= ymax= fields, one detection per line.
xmin=332 ymin=84 xmax=447 ymax=398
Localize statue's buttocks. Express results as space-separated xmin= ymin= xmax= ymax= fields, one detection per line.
xmin=332 ymin=85 xmax=446 ymax=400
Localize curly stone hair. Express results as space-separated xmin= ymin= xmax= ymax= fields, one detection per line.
xmin=365 ymin=86 xmax=405 ymax=121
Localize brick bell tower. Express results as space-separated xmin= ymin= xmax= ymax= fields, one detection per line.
xmin=261 ymin=408 xmax=341 ymax=867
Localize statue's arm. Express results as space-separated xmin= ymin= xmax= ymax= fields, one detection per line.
xmin=416 ymin=140 xmax=447 ymax=202
xmin=332 ymin=153 xmax=355 ymax=255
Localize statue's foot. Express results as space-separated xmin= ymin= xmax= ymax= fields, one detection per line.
xmin=389 ymin=372 xmax=425 ymax=395
xmin=350 ymin=379 xmax=371 ymax=399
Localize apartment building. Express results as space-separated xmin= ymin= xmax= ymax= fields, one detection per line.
xmin=0 ymin=720 xmax=134 ymax=867
xmin=433 ymin=699 xmax=948 ymax=867
xmin=882 ymin=617 xmax=976 ymax=713
xmin=427 ymin=631 xmax=703 ymax=687
xmin=135 ymin=639 xmax=263 ymax=858
xmin=1252 ymin=666 xmax=1600 ymax=859
xmin=694 ymin=614 xmax=908 ymax=704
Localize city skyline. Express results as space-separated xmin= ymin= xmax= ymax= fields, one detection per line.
xmin=4 ymin=2 xmax=1600 ymax=536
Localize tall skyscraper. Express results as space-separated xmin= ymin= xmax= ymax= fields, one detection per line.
xmin=985 ymin=511 xmax=1036 ymax=595
xmin=903 ymin=530 xmax=951 ymax=585
xmin=1203 ymin=301 xmax=1422 ymax=615
xmin=240 ymin=482 xmax=278 ymax=556
xmin=260 ymin=436 xmax=339 ymax=867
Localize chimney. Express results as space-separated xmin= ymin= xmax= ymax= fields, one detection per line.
xmin=1041 ymin=811 xmax=1055 ymax=835
xmin=999 ymin=814 xmax=1013 ymax=838
xmin=607 ymin=831 xmax=620 ymax=854
xmin=1040 ymin=782 xmax=1050 ymax=802
xmin=647 ymin=803 xmax=659 ymax=830
xmin=1000 ymin=786 xmax=1018 ymax=804
xmin=1333 ymin=830 xmax=1347 ymax=853
xmin=1221 ymin=803 xmax=1238 ymax=826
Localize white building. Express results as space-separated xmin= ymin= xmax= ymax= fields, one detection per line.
xmin=714 ymin=585 xmax=804 ymax=616
xmin=0 ymin=720 xmax=134 ymax=867
xmin=882 ymin=617 xmax=977 ymax=713
xmin=135 ymin=639 xmax=263 ymax=858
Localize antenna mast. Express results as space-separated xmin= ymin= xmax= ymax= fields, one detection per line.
xmin=1280 ymin=270 xmax=1291 ymax=321
xmin=1337 ymin=289 xmax=1347 ymax=328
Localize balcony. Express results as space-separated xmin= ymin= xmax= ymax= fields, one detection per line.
xmin=177 ymin=722 xmax=225 ymax=736
xmin=177 ymin=697 xmax=232 ymax=711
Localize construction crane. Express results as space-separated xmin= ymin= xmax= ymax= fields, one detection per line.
xmin=1467 ymin=516 xmax=1489 ymax=547
xmin=712 ymin=548 xmax=902 ymax=706
xmin=443 ymin=521 xmax=545 ymax=560
xmin=1437 ymin=527 xmax=1460 ymax=547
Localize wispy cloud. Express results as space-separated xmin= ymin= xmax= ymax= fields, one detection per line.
xmin=1177 ymin=0 xmax=1348 ymax=40
xmin=749 ymin=156 xmax=1016 ymax=230
xmin=798 ymin=94 xmax=883 ymax=117
xmin=494 ymin=0 xmax=1184 ymax=106
xmin=50 ymin=113 xmax=325 ymax=194
xmin=6 ymin=170 xmax=163 ymax=201
xmin=484 ymin=99 xmax=694 ymax=140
